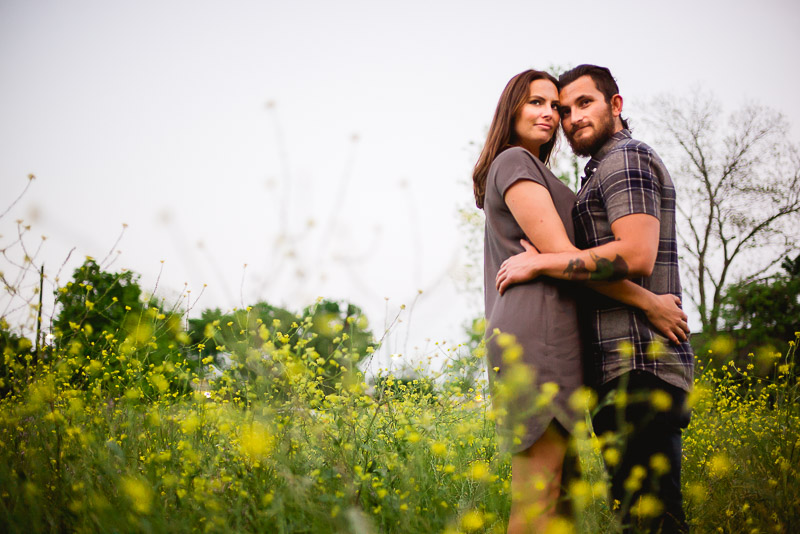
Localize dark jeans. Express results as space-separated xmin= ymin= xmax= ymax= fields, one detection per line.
xmin=592 ymin=371 xmax=691 ymax=534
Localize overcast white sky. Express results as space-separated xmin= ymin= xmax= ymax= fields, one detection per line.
xmin=2 ymin=0 xmax=799 ymax=370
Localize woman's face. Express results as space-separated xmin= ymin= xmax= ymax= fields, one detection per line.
xmin=513 ymin=79 xmax=560 ymax=154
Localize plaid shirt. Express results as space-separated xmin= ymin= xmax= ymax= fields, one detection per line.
xmin=573 ymin=130 xmax=694 ymax=391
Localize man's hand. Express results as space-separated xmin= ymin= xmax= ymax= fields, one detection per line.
xmin=496 ymin=240 xmax=541 ymax=295
xmin=645 ymin=293 xmax=690 ymax=344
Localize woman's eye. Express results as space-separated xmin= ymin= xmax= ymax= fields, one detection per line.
xmin=529 ymin=99 xmax=541 ymax=105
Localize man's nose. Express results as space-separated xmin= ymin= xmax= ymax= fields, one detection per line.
xmin=570 ymin=108 xmax=586 ymax=124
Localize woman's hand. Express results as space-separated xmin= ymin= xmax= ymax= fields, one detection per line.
xmin=496 ymin=240 xmax=542 ymax=295
xmin=645 ymin=293 xmax=690 ymax=344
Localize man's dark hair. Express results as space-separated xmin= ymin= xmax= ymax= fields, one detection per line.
xmin=559 ymin=64 xmax=630 ymax=130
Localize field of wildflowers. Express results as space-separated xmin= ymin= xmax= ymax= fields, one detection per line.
xmin=1 ymin=277 xmax=798 ymax=534
xmin=0 ymin=195 xmax=798 ymax=533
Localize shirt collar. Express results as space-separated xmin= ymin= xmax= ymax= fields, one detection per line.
xmin=580 ymin=129 xmax=631 ymax=187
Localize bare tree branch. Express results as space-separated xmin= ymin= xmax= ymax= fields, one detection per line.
xmin=643 ymin=91 xmax=800 ymax=334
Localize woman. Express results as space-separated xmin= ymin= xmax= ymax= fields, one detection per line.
xmin=473 ymin=69 xmax=687 ymax=533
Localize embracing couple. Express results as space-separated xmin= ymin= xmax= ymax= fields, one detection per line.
xmin=474 ymin=65 xmax=694 ymax=533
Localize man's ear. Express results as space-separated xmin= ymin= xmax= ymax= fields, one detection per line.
xmin=611 ymin=94 xmax=624 ymax=117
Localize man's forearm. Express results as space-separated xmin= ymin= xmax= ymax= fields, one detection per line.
xmin=563 ymin=252 xmax=629 ymax=281
xmin=495 ymin=214 xmax=659 ymax=295
xmin=534 ymin=242 xmax=635 ymax=282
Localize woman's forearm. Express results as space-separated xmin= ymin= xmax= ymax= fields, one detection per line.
xmin=498 ymin=214 xmax=661 ymax=291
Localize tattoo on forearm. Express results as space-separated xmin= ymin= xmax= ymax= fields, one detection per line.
xmin=592 ymin=253 xmax=629 ymax=281
xmin=562 ymin=253 xmax=629 ymax=281
xmin=564 ymin=258 xmax=587 ymax=278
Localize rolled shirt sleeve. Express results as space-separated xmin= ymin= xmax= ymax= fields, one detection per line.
xmin=598 ymin=146 xmax=662 ymax=225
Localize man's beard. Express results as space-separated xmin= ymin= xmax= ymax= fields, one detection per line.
xmin=565 ymin=108 xmax=616 ymax=157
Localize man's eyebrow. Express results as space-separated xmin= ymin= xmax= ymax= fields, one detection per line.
xmin=560 ymin=93 xmax=593 ymax=106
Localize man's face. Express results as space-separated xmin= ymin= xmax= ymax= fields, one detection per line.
xmin=559 ymin=75 xmax=619 ymax=157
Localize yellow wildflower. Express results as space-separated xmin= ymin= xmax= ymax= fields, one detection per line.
xmin=544 ymin=517 xmax=575 ymax=534
xmin=239 ymin=422 xmax=274 ymax=461
xmin=650 ymin=390 xmax=673 ymax=411
xmin=121 ymin=477 xmax=153 ymax=515
xmin=430 ymin=441 xmax=448 ymax=457
xmin=649 ymin=453 xmax=671 ymax=476
xmin=467 ymin=461 xmax=490 ymax=482
xmin=568 ymin=386 xmax=597 ymax=412
xmin=708 ymin=453 xmax=731 ymax=478
xmin=630 ymin=494 xmax=664 ymax=518
xmin=460 ymin=510 xmax=484 ymax=532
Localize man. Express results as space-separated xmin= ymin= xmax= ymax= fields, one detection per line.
xmin=496 ymin=64 xmax=693 ymax=533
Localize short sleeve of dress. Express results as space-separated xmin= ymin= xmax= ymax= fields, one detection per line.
xmin=491 ymin=147 xmax=548 ymax=198
xmin=599 ymin=145 xmax=661 ymax=225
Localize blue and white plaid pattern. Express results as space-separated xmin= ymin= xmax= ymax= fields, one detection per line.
xmin=573 ymin=130 xmax=694 ymax=391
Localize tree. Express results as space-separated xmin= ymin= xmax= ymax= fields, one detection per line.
xmin=187 ymin=301 xmax=297 ymax=360
xmin=720 ymin=253 xmax=800 ymax=352
xmin=53 ymin=258 xmax=144 ymax=347
xmin=188 ymin=298 xmax=375 ymax=395
xmin=53 ymin=258 xmax=194 ymax=395
xmin=645 ymin=92 xmax=800 ymax=334
xmin=297 ymin=299 xmax=376 ymax=393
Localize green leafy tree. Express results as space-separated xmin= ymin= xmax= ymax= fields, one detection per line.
xmin=189 ymin=298 xmax=375 ymax=396
xmin=186 ymin=302 xmax=298 ymax=397
xmin=296 ymin=299 xmax=376 ymax=394
xmin=52 ymin=258 xmax=194 ymax=396
xmin=721 ymin=253 xmax=800 ymax=354
xmin=187 ymin=301 xmax=296 ymax=359
xmin=53 ymin=259 xmax=144 ymax=347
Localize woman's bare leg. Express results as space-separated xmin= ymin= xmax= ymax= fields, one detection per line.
xmin=507 ymin=422 xmax=567 ymax=533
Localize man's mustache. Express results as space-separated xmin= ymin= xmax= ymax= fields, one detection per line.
xmin=567 ymin=123 xmax=589 ymax=136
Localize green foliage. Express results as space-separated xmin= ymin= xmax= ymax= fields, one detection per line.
xmin=188 ymin=299 xmax=376 ymax=397
xmin=0 ymin=323 xmax=506 ymax=534
xmin=720 ymin=253 xmax=800 ymax=359
xmin=298 ymin=299 xmax=375 ymax=392
xmin=371 ymin=372 xmax=438 ymax=403
xmin=5 ymin=252 xmax=798 ymax=532
xmin=187 ymin=301 xmax=297 ymax=359
xmin=1 ymin=314 xmax=799 ymax=532
xmin=553 ymin=151 xmax=583 ymax=192
xmin=440 ymin=316 xmax=487 ymax=395
xmin=51 ymin=258 xmax=195 ymax=397
xmin=682 ymin=335 xmax=800 ymax=533
xmin=0 ymin=319 xmax=34 ymax=397
xmin=53 ymin=258 xmax=144 ymax=347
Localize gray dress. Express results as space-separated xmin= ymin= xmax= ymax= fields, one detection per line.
xmin=483 ymin=146 xmax=583 ymax=454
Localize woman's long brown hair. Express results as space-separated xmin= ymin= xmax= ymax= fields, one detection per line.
xmin=472 ymin=69 xmax=559 ymax=209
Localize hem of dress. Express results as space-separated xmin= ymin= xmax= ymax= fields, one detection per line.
xmin=502 ymin=412 xmax=576 ymax=455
